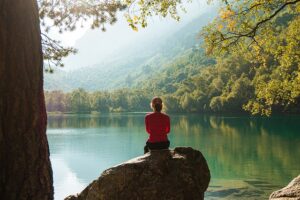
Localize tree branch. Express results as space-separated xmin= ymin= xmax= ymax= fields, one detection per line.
xmin=231 ymin=0 xmax=300 ymax=39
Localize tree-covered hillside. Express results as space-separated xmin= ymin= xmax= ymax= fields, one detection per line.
xmin=45 ymin=1 xmax=300 ymax=116
xmin=45 ymin=49 xmax=215 ymax=114
xmin=44 ymin=11 xmax=216 ymax=91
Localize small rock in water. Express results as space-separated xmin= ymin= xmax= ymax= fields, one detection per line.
xmin=269 ymin=175 xmax=300 ymax=200
xmin=65 ymin=147 xmax=210 ymax=200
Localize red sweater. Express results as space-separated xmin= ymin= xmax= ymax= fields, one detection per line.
xmin=145 ymin=112 xmax=170 ymax=143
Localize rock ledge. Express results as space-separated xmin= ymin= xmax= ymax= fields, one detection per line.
xmin=66 ymin=147 xmax=210 ymax=200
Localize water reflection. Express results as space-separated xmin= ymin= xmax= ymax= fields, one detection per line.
xmin=51 ymin=157 xmax=85 ymax=200
xmin=47 ymin=113 xmax=300 ymax=199
xmin=170 ymin=115 xmax=300 ymax=183
xmin=47 ymin=113 xmax=145 ymax=129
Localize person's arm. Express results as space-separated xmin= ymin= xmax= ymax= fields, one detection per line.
xmin=165 ymin=116 xmax=170 ymax=134
xmin=145 ymin=115 xmax=150 ymax=134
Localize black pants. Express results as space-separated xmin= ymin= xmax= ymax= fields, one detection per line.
xmin=144 ymin=140 xmax=170 ymax=154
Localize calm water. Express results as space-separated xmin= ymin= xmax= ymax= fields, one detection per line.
xmin=47 ymin=113 xmax=300 ymax=200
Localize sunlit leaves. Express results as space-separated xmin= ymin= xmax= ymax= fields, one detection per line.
xmin=124 ymin=0 xmax=190 ymax=31
xmin=201 ymin=0 xmax=300 ymax=56
xmin=200 ymin=0 xmax=300 ymax=115
xmin=219 ymin=8 xmax=235 ymax=20
xmin=241 ymin=14 xmax=300 ymax=115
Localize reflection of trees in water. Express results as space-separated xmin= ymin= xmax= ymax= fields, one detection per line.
xmin=171 ymin=115 xmax=300 ymax=184
xmin=47 ymin=114 xmax=144 ymax=129
xmin=48 ymin=114 xmax=300 ymax=184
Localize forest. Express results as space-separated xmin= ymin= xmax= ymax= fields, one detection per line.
xmin=45 ymin=1 xmax=300 ymax=116
xmin=46 ymin=11 xmax=300 ymax=115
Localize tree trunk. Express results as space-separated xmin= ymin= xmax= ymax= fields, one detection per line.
xmin=0 ymin=0 xmax=53 ymax=199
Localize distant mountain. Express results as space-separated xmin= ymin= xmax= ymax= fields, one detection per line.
xmin=44 ymin=10 xmax=217 ymax=91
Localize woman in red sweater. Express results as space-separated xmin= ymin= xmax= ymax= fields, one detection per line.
xmin=144 ymin=97 xmax=170 ymax=153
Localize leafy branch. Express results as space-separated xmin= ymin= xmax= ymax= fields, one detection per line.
xmin=38 ymin=0 xmax=126 ymax=72
xmin=201 ymin=0 xmax=300 ymax=55
xmin=38 ymin=0 xmax=190 ymax=71
xmin=41 ymin=33 xmax=77 ymax=73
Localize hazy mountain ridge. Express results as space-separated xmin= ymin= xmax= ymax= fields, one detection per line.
xmin=44 ymin=11 xmax=216 ymax=91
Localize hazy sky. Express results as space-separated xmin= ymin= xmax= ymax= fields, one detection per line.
xmin=48 ymin=0 xmax=217 ymax=70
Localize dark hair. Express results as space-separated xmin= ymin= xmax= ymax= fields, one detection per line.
xmin=154 ymin=103 xmax=162 ymax=112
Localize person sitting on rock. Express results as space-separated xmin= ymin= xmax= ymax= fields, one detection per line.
xmin=144 ymin=97 xmax=170 ymax=153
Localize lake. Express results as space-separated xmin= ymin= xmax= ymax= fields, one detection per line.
xmin=47 ymin=113 xmax=300 ymax=200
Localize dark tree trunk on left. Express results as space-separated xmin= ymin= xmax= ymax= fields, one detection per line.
xmin=0 ymin=0 xmax=53 ymax=199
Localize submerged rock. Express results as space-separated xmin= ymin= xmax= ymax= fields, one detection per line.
xmin=65 ymin=147 xmax=210 ymax=200
xmin=269 ymin=175 xmax=300 ymax=200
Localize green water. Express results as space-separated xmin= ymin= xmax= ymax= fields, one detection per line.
xmin=47 ymin=113 xmax=300 ymax=200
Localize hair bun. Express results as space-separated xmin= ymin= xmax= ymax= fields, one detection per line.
xmin=151 ymin=97 xmax=162 ymax=105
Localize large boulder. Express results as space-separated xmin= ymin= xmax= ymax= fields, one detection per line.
xmin=66 ymin=147 xmax=210 ymax=200
xmin=269 ymin=175 xmax=300 ymax=200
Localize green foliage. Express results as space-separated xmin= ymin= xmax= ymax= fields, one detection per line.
xmin=70 ymin=88 xmax=91 ymax=113
xmin=138 ymin=49 xmax=256 ymax=113
xmin=124 ymin=0 xmax=191 ymax=30
xmin=44 ymin=0 xmax=300 ymax=116
xmin=201 ymin=0 xmax=300 ymax=55
xmin=199 ymin=0 xmax=300 ymax=115
xmin=45 ymin=88 xmax=153 ymax=113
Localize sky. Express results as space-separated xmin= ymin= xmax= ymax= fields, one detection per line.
xmin=47 ymin=0 xmax=217 ymax=70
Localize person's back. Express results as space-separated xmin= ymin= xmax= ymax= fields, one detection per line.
xmin=145 ymin=112 xmax=170 ymax=143
xmin=144 ymin=97 xmax=171 ymax=153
